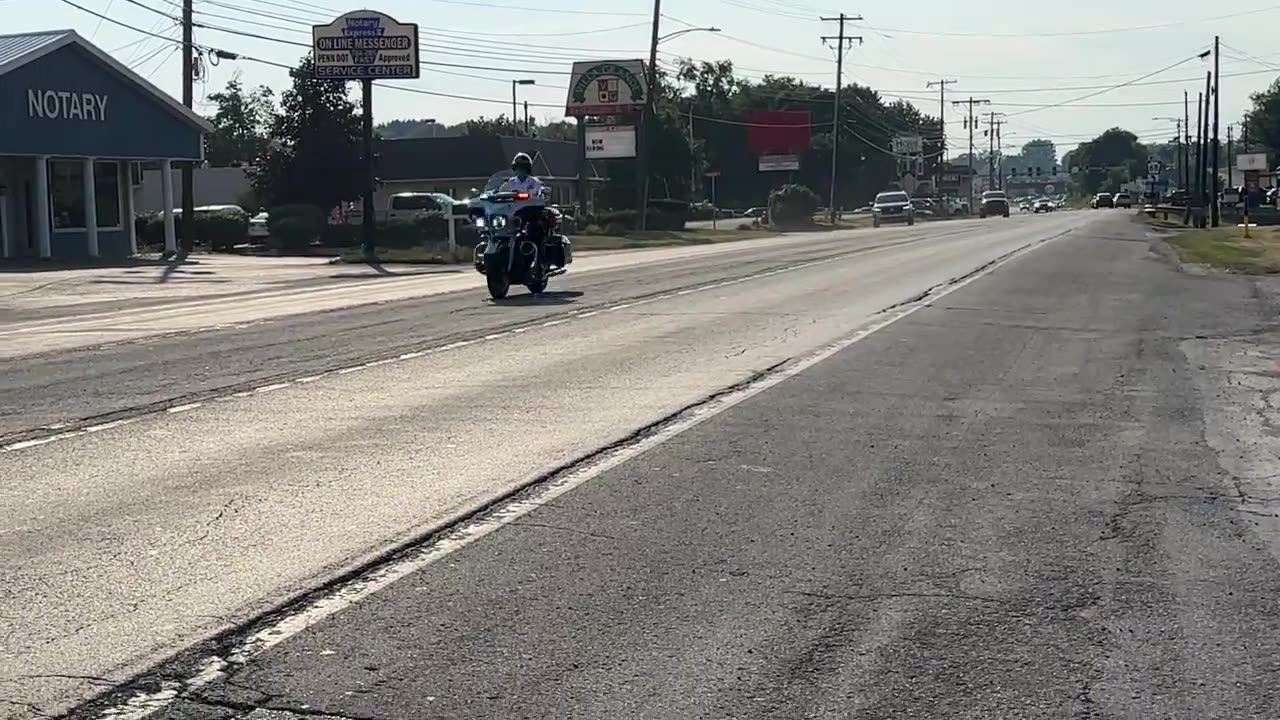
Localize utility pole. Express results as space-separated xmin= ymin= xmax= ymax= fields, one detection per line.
xmin=983 ymin=112 xmax=1005 ymax=191
xmin=926 ymin=78 xmax=956 ymax=193
xmin=1202 ymin=71 xmax=1212 ymax=227
xmin=1184 ymin=90 xmax=1191 ymax=224
xmin=1194 ymin=90 xmax=1205 ymax=227
xmin=1212 ymin=35 xmax=1221 ymax=226
xmin=1227 ymin=124 xmax=1234 ymax=188
xmin=523 ymin=100 xmax=530 ymax=136
xmin=180 ymin=0 xmax=195 ymax=255
xmin=821 ymin=13 xmax=863 ymax=222
xmin=953 ymin=96 xmax=989 ymax=213
xmin=636 ymin=0 xmax=662 ymax=231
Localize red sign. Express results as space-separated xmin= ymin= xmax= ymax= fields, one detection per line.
xmin=747 ymin=111 xmax=811 ymax=154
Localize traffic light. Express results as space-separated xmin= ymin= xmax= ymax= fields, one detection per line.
xmin=1035 ymin=167 xmax=1042 ymax=176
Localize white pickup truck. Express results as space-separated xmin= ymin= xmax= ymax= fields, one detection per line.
xmin=346 ymin=192 xmax=466 ymax=225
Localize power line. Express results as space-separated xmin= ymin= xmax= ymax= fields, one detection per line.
xmin=1003 ymin=51 xmax=1209 ymax=118
xmin=852 ymin=5 xmax=1279 ymax=37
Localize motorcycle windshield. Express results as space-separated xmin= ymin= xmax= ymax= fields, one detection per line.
xmin=484 ymin=171 xmax=515 ymax=193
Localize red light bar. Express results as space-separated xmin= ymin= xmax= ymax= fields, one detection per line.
xmin=515 ymin=192 xmax=530 ymax=200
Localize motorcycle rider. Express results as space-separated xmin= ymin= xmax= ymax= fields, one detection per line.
xmin=499 ymin=152 xmax=553 ymax=249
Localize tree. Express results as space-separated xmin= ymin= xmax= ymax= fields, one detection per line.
xmin=1020 ymin=139 xmax=1057 ymax=172
xmin=1244 ymin=77 xmax=1280 ymax=163
xmin=249 ymin=56 xmax=363 ymax=211
xmin=204 ymin=76 xmax=274 ymax=167
xmin=1072 ymin=127 xmax=1147 ymax=195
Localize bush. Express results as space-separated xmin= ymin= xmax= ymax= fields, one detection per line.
xmin=198 ymin=208 xmax=249 ymax=251
xmin=319 ymin=224 xmax=359 ymax=248
xmin=768 ymin=184 xmax=819 ymax=228
xmin=689 ymin=203 xmax=716 ymax=221
xmin=267 ymin=204 xmax=326 ymax=251
xmin=133 ymin=208 xmax=247 ymax=251
xmin=603 ymin=221 xmax=629 ymax=236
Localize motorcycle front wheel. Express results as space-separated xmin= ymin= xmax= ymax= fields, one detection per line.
xmin=486 ymin=268 xmax=510 ymax=300
xmin=526 ymin=277 xmax=548 ymax=294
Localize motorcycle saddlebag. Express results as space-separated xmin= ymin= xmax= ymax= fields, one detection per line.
xmin=545 ymin=234 xmax=572 ymax=266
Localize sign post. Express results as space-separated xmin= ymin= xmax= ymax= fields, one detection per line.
xmin=564 ymin=60 xmax=649 ymax=225
xmin=312 ymin=10 xmax=420 ymax=258
xmin=705 ymin=171 xmax=720 ymax=230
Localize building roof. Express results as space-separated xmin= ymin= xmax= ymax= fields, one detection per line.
xmin=0 ymin=29 xmax=213 ymax=133
xmin=375 ymin=135 xmax=606 ymax=182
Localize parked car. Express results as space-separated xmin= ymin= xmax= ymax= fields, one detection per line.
xmin=247 ymin=209 xmax=269 ymax=239
xmin=743 ymin=207 xmax=767 ymax=218
xmin=978 ymin=190 xmax=1010 ymax=218
xmin=1113 ymin=192 xmax=1133 ymax=209
xmin=871 ymin=191 xmax=915 ymax=227
xmin=1091 ymin=193 xmax=1114 ymax=209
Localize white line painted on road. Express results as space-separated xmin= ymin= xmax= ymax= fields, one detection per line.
xmin=1 ymin=235 xmax=1000 ymax=457
xmin=90 ymin=231 xmax=1064 ymax=720
xmin=167 ymin=403 xmax=203 ymax=414
xmin=84 ymin=419 xmax=136 ymax=433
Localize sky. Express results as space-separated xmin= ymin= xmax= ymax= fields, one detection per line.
xmin=8 ymin=0 xmax=1280 ymax=160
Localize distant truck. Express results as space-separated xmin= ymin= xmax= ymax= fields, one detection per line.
xmin=345 ymin=192 xmax=467 ymax=225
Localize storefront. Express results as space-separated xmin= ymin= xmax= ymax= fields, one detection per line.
xmin=0 ymin=30 xmax=211 ymax=261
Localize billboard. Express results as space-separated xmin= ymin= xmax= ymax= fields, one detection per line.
xmin=566 ymin=61 xmax=648 ymax=117
xmin=759 ymin=154 xmax=800 ymax=171
xmin=891 ymin=135 xmax=923 ymax=154
xmin=586 ymin=125 xmax=637 ymax=159
xmin=1238 ymin=153 xmax=1268 ymax=171
xmin=746 ymin=111 xmax=811 ymax=154
xmin=312 ymin=11 xmax=420 ymax=80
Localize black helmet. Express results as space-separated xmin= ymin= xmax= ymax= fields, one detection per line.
xmin=511 ymin=152 xmax=533 ymax=172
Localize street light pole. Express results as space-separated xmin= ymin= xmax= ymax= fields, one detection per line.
xmin=511 ymin=79 xmax=535 ymax=136
xmin=637 ymin=23 xmax=720 ymax=230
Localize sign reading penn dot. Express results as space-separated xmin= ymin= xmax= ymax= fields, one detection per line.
xmin=312 ymin=10 xmax=420 ymax=80
xmin=565 ymin=60 xmax=647 ymax=117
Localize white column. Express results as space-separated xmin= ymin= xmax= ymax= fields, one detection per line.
xmin=160 ymin=159 xmax=176 ymax=253
xmin=82 ymin=158 xmax=98 ymax=258
xmin=0 ymin=190 xmax=11 ymax=259
xmin=33 ymin=156 xmax=51 ymax=259
xmin=121 ymin=162 xmax=137 ymax=255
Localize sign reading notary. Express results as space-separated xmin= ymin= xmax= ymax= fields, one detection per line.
xmin=27 ymin=89 xmax=108 ymax=121
xmin=312 ymin=11 xmax=420 ymax=80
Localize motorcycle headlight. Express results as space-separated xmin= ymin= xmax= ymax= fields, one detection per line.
xmin=473 ymin=216 xmax=485 ymax=227
xmin=492 ymin=215 xmax=507 ymax=229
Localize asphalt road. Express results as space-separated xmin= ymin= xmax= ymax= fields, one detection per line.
xmin=10 ymin=211 xmax=1276 ymax=718
xmin=127 ymin=213 xmax=1280 ymax=720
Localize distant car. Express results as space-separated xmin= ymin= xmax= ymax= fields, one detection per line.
xmin=743 ymin=207 xmax=767 ymax=218
xmin=248 ymin=211 xmax=269 ymax=239
xmin=1091 ymin=193 xmax=1114 ymax=209
xmin=1113 ymin=192 xmax=1133 ymax=209
xmin=1033 ymin=197 xmax=1055 ymax=213
xmin=978 ymin=190 xmax=1010 ymax=218
xmin=871 ymin=191 xmax=915 ymax=227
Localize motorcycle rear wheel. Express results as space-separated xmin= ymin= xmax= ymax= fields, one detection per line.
xmin=486 ymin=269 xmax=510 ymax=300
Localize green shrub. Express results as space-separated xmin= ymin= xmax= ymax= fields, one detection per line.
xmin=768 ymin=184 xmax=819 ymax=228
xmin=137 ymin=213 xmax=164 ymax=248
xmin=267 ymin=205 xmax=325 ymax=251
xmin=198 ymin=208 xmax=249 ymax=251
xmin=603 ymin=221 xmax=629 ymax=235
xmin=319 ymin=224 xmax=359 ymax=248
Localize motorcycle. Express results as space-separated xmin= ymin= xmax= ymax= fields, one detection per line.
xmin=468 ymin=177 xmax=572 ymax=300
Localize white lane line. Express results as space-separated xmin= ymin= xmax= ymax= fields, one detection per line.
xmin=167 ymin=403 xmax=204 ymax=414
xmin=91 ymin=232 xmax=1060 ymax=720
xmin=4 ymin=239 xmax=977 ymax=456
xmin=85 ymin=419 xmax=136 ymax=433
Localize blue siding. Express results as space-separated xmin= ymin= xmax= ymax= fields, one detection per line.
xmin=46 ymin=230 xmax=129 ymax=260
xmin=0 ymin=45 xmax=202 ymax=159
xmin=50 ymin=230 xmax=89 ymax=260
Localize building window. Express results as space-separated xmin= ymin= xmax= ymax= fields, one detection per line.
xmin=49 ymin=160 xmax=84 ymax=230
xmin=47 ymin=160 xmax=122 ymax=230
xmin=94 ymin=161 xmax=121 ymax=228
